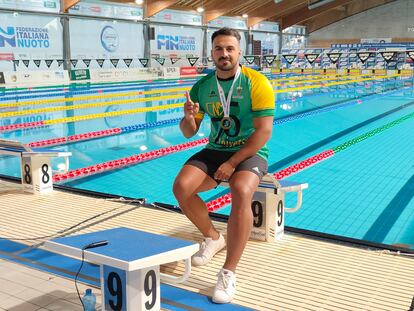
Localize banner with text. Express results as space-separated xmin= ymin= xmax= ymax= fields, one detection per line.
xmin=70 ymin=18 xmax=144 ymax=68
xmin=151 ymin=25 xmax=203 ymax=60
xmin=0 ymin=13 xmax=63 ymax=66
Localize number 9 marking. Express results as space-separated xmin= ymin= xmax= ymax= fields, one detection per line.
xmin=251 ymin=200 xmax=263 ymax=227
xmin=107 ymin=272 xmax=123 ymax=311
xmin=144 ymin=270 xmax=157 ymax=310
xmin=277 ymin=200 xmax=283 ymax=226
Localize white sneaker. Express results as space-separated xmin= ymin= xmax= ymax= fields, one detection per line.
xmin=191 ymin=233 xmax=226 ymax=266
xmin=212 ymin=268 xmax=236 ymax=304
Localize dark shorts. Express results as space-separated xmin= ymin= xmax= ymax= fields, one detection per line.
xmin=185 ymin=148 xmax=268 ymax=183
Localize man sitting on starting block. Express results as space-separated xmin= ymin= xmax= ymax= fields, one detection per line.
xmin=173 ymin=27 xmax=275 ymax=304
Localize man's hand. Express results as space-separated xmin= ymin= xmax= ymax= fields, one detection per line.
xmin=214 ymin=161 xmax=235 ymax=181
xmin=184 ymin=91 xmax=199 ymax=121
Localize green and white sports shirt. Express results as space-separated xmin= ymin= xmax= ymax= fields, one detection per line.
xmin=190 ymin=65 xmax=275 ymax=159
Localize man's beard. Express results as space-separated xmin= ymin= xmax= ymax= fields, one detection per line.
xmin=215 ymin=57 xmax=237 ymax=71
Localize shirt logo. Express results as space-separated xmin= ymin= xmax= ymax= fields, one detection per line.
xmin=209 ymin=90 xmax=217 ymax=97
xmin=233 ymin=86 xmax=243 ymax=99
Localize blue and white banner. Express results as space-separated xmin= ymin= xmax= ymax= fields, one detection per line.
xmin=150 ymin=9 xmax=201 ymax=26
xmin=70 ymin=19 xmax=144 ymax=68
xmin=252 ymin=32 xmax=279 ymax=55
xmin=151 ymin=25 xmax=203 ymax=58
xmin=251 ymin=22 xmax=279 ymax=33
xmin=0 ymin=0 xmax=59 ymax=13
xmin=69 ymin=0 xmax=143 ymax=21
xmin=208 ymin=16 xmax=247 ymax=30
xmin=0 ymin=13 xmax=63 ymax=63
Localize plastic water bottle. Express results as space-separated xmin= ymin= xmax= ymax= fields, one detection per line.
xmin=82 ymin=288 xmax=96 ymax=311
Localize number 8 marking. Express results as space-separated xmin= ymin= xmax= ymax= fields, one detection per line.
xmin=41 ymin=164 xmax=50 ymax=184
xmin=23 ymin=164 xmax=31 ymax=184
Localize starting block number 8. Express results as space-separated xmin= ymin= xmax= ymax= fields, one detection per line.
xmin=20 ymin=156 xmax=53 ymax=194
xmin=102 ymin=265 xmax=160 ymax=311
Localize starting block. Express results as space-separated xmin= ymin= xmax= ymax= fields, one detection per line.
xmin=221 ymin=174 xmax=308 ymax=242
xmin=43 ymin=227 xmax=199 ymax=311
xmin=0 ymin=139 xmax=71 ymax=194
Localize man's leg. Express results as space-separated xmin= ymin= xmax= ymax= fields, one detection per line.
xmin=212 ymin=170 xmax=260 ymax=304
xmin=224 ymin=171 xmax=260 ymax=272
xmin=173 ymin=164 xmax=219 ymax=239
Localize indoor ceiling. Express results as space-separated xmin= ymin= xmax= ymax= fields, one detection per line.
xmin=64 ymin=0 xmax=396 ymax=33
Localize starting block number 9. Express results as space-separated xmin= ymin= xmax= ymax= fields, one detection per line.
xmin=251 ymin=200 xmax=283 ymax=228
xmin=103 ymin=265 xmax=159 ymax=311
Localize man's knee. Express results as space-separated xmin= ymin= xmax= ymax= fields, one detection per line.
xmin=173 ymin=176 xmax=187 ymax=198
xmin=230 ymin=181 xmax=255 ymax=200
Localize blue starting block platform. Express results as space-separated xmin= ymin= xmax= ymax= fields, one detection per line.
xmin=221 ymin=174 xmax=308 ymax=242
xmin=43 ymin=227 xmax=199 ymax=311
xmin=0 ymin=139 xmax=71 ymax=194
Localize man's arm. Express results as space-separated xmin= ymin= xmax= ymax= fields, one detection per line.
xmin=213 ymin=116 xmax=273 ymax=181
xmin=180 ymin=91 xmax=202 ymax=138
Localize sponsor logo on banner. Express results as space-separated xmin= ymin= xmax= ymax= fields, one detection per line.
xmin=110 ymin=59 xmax=119 ymax=67
xmin=33 ymin=60 xmax=41 ymax=67
xmin=70 ymin=59 xmax=78 ymax=67
xmin=163 ymin=67 xmax=180 ymax=78
xmin=82 ymin=59 xmax=91 ymax=67
xmin=180 ymin=67 xmax=197 ymax=76
xmin=70 ymin=69 xmax=90 ymax=81
xmin=327 ymin=53 xmax=341 ymax=64
xmin=139 ymin=58 xmax=148 ymax=67
xmin=57 ymin=59 xmax=64 ymax=67
xmin=155 ymin=57 xmax=165 ymax=66
xmin=13 ymin=60 xmax=19 ymax=66
xmin=45 ymin=59 xmax=53 ymax=68
xmin=407 ymin=51 xmax=414 ymax=62
xmin=243 ymin=56 xmax=256 ymax=64
xmin=0 ymin=26 xmax=50 ymax=48
xmin=157 ymin=34 xmax=196 ymax=51
xmin=100 ymin=26 xmax=119 ymax=52
xmin=170 ymin=57 xmax=179 ymax=64
xmin=304 ymin=53 xmax=319 ymax=64
xmin=22 ymin=60 xmax=30 ymax=67
xmin=357 ymin=52 xmax=372 ymax=63
xmin=264 ymin=55 xmax=276 ymax=65
xmin=379 ymin=51 xmax=396 ymax=63
xmin=96 ymin=59 xmax=105 ymax=68
xmin=187 ymin=57 xmax=198 ymax=66
xmin=0 ymin=72 xmax=5 ymax=84
xmin=283 ymin=54 xmax=296 ymax=64
xmin=123 ymin=58 xmax=133 ymax=67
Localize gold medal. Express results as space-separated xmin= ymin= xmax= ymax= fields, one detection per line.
xmin=220 ymin=117 xmax=232 ymax=130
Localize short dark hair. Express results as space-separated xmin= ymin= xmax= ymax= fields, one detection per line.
xmin=211 ymin=27 xmax=241 ymax=43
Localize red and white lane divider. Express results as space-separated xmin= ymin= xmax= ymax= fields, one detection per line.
xmin=53 ymin=138 xmax=208 ymax=183
xmin=206 ymin=149 xmax=334 ymax=212
xmin=28 ymin=128 xmax=122 ymax=148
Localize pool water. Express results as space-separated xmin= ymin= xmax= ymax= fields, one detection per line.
xmin=1 ymin=74 xmax=413 ymax=248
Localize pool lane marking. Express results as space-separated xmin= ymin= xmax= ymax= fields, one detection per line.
xmin=0 ymin=73 xmax=369 ymax=108
xmin=0 ymin=75 xmax=396 ymax=120
xmin=205 ymin=109 xmax=414 ymax=211
xmin=24 ymin=83 xmax=411 ymax=148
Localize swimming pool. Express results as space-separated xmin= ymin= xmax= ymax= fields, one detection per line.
xmin=1 ymin=73 xmax=413 ymax=249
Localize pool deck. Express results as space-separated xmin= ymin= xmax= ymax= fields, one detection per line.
xmin=0 ymin=178 xmax=414 ymax=311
